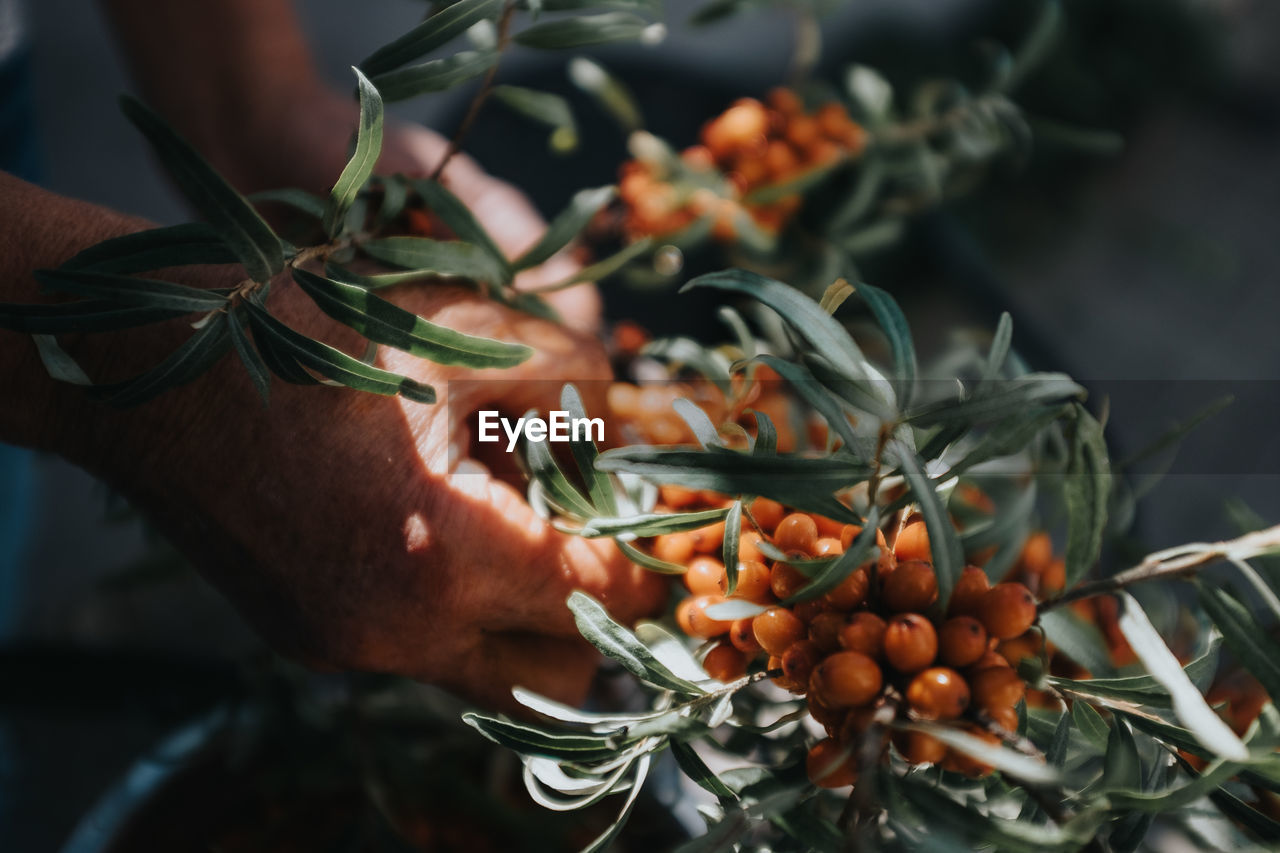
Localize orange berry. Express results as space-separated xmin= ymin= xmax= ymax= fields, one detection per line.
xmin=724 ymin=559 xmax=773 ymax=604
xmin=653 ymin=531 xmax=695 ymax=564
xmin=813 ymin=514 xmax=846 ymax=539
xmin=691 ymin=520 xmax=727 ymax=554
xmin=968 ymin=649 xmax=1012 ymax=673
xmin=703 ymin=99 xmax=769 ymax=159
xmin=792 ymin=599 xmax=829 ymax=623
xmin=824 ymin=566 xmax=870 ymax=610
xmin=681 ymin=144 xmax=715 ymax=171
xmin=806 ymin=738 xmax=857 ymax=788
xmin=883 ymin=614 xmax=938 ymax=673
xmin=988 ymin=704 xmax=1019 ymax=733
xmin=948 ymin=566 xmax=991 ymax=617
xmin=970 ymin=666 xmax=1027 ymax=714
xmin=813 ymin=537 xmax=844 ymax=557
xmin=767 ymin=87 xmax=803 ymax=116
xmin=881 ymin=560 xmax=938 ymax=613
xmin=660 ymin=484 xmax=703 ymax=509
xmin=938 ymin=617 xmax=988 ymax=668
xmin=764 ymin=139 xmax=801 ymax=181
xmin=703 ymin=642 xmax=749 ymax=681
xmin=979 ymin=583 xmax=1037 ymax=640
xmin=815 ymin=102 xmax=851 ymax=139
xmin=996 ymin=630 xmax=1044 ymax=667
xmin=770 ymin=560 xmax=811 ymax=600
xmin=774 ymin=513 xmax=819 ymax=554
xmin=782 ymin=640 xmax=822 ymax=688
xmin=1042 ymin=557 xmax=1066 ymax=595
xmin=811 ymin=651 xmax=883 ymax=708
xmin=894 ymin=520 xmax=931 ymax=562
xmin=739 ymin=530 xmax=767 ymax=563
xmin=894 ymin=730 xmax=948 ymax=766
xmin=808 ymin=611 xmax=848 ymax=652
xmin=753 ymin=607 xmax=807 ymax=656
xmin=749 ymin=497 xmax=785 ymax=530
xmin=785 ymin=114 xmax=820 ymax=150
xmin=839 ymin=613 xmax=887 ymax=660
xmin=729 ymin=617 xmax=763 ymax=654
xmin=676 ymin=595 xmax=732 ymax=639
xmin=684 ymin=556 xmax=727 ymax=596
xmin=1020 ymin=532 xmax=1053 ymax=574
xmin=906 ymin=667 xmax=970 ymax=720
xmin=808 ymin=693 xmax=848 ymax=734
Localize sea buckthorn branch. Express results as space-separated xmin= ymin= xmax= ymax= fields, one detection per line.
xmin=1039 ymin=525 xmax=1280 ymax=614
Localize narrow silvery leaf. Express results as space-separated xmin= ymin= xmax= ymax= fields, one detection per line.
xmin=360 ymin=0 xmax=504 ymax=76
xmin=32 ymin=335 xmax=91 ymax=385
xmin=61 ymin=223 xmax=237 ymax=274
xmin=721 ymin=500 xmax=742 ymax=595
xmin=900 ymin=723 xmax=1060 ymax=785
xmin=492 ymin=84 xmax=579 ymax=153
xmin=0 ymin=300 xmax=189 ymax=334
xmin=361 ymin=236 xmax=508 ymax=285
xmin=782 ymin=509 xmax=879 ymax=605
xmin=462 ymin=712 xmax=618 ymax=760
xmin=324 ymin=68 xmax=384 ymax=238
xmin=892 ymin=443 xmax=963 ymax=611
xmin=369 ymin=50 xmax=497 ymax=102
xmin=856 ymin=282 xmax=917 ymax=409
xmin=1117 ymin=592 xmax=1248 ymax=760
xmin=226 ymin=306 xmax=270 ymax=404
xmin=248 ymin=189 xmax=327 ymax=220
xmin=408 ymin=178 xmax=510 ymax=280
xmin=515 ymin=12 xmax=651 ymax=49
xmin=569 ymin=592 xmax=705 ymax=695
xmin=293 ymin=268 xmax=530 ymax=367
xmin=560 ymin=383 xmax=616 ymax=515
xmin=96 ymin=313 xmax=232 ymax=406
xmin=120 ymin=96 xmax=282 ymax=282
xmin=1197 ymin=582 xmax=1280 ymax=708
xmin=579 ymin=507 xmax=729 ymax=539
xmin=1063 ymin=404 xmax=1111 ymax=586
xmin=513 ymin=186 xmax=615 ymax=271
xmin=35 ymin=269 xmax=228 ymax=313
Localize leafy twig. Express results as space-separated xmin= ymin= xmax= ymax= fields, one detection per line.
xmin=1040 ymin=524 xmax=1280 ymax=613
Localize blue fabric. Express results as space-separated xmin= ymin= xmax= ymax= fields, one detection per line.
xmin=1 ymin=43 xmax=43 ymax=639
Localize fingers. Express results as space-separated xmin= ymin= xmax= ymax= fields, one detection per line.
xmin=455 ymin=632 xmax=603 ymax=711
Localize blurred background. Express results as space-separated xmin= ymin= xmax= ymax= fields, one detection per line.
xmin=3 ymin=0 xmax=1279 ymax=848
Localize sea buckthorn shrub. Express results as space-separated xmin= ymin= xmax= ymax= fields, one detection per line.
xmin=474 ymin=272 xmax=1280 ymax=852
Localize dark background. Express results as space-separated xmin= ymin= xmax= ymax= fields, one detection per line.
xmin=3 ymin=0 xmax=1279 ymax=849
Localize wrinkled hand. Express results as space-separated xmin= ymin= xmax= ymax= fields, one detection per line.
xmin=68 ymin=94 xmax=663 ymax=710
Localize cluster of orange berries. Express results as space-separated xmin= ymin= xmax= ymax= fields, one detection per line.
xmin=645 ymin=487 xmax=1041 ymax=787
xmin=617 ymin=89 xmax=867 ymax=241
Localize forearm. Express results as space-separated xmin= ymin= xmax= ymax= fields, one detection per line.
xmin=99 ymin=0 xmax=337 ymax=192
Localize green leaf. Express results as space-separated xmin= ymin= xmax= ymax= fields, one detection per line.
xmin=1039 ymin=607 xmax=1117 ymax=677
xmin=1099 ymin=717 xmax=1141 ymax=793
xmin=1117 ymin=592 xmax=1248 ymax=760
xmin=324 ymin=68 xmax=384 ymax=238
xmin=671 ymin=398 xmax=721 ymax=450
xmin=579 ymin=507 xmax=729 ymax=539
xmin=906 ymin=373 xmax=1084 ymax=427
xmin=755 ymin=355 xmax=863 ymax=455
xmin=248 ymin=188 xmax=327 ymax=220
xmin=892 ymin=441 xmax=963 ymax=611
xmin=226 ymin=306 xmax=270 ymax=404
xmin=568 ymin=591 xmax=705 ymax=695
xmin=119 ymin=96 xmax=282 ymax=282
xmin=1062 ymin=403 xmax=1111 ymax=587
xmin=944 ymin=406 xmax=1066 ymax=479
xmin=524 ymin=428 xmax=598 ymax=518
xmin=615 ymin=539 xmax=688 ymax=575
xmin=567 ymin=56 xmax=643 ymax=133
xmin=292 ymin=268 xmax=530 ymax=368
xmin=0 ymin=299 xmax=190 ymax=334
xmin=1049 ymin=636 xmax=1220 ymax=707
xmin=242 ymin=301 xmax=435 ymax=403
xmin=782 ymin=508 xmax=879 ymax=605
xmin=751 ymin=409 xmax=777 ymax=455
xmin=515 ymin=12 xmax=652 ymax=49
xmin=855 ymin=281 xmax=917 ymax=408
xmin=1071 ymin=700 xmax=1111 ymax=751
xmin=408 ymin=178 xmax=508 ymax=274
xmin=34 ymin=269 xmax=229 ymax=313
xmin=95 ymin=313 xmax=233 ymax=406
xmin=513 ymin=186 xmax=614 ymax=272
xmin=360 ymin=236 xmax=508 ymax=284
xmin=722 ymin=500 xmax=742 ymax=595
xmin=683 ymin=270 xmax=867 ymax=386
xmin=61 ymin=223 xmax=237 ymax=273
xmin=462 ymin=712 xmax=619 ymax=760
xmin=560 ymin=383 xmax=616 ymax=515
xmin=32 ymin=335 xmax=91 ymax=385
xmin=981 ymin=311 xmax=1014 ymax=383
xmin=1198 ymin=582 xmax=1280 ymax=704
xmin=596 ymin=446 xmax=867 ymax=522
xmin=539 ymin=237 xmax=652 ymax=291
xmin=1107 ymin=758 xmax=1241 ymax=813
xmin=903 ymin=722 xmax=1061 ymax=785
xmin=369 ymin=50 xmax=498 ymax=102
xmin=579 ymin=754 xmax=651 ymax=853
xmin=360 ymin=0 xmax=504 ymax=76
xmin=492 ymin=85 xmax=579 ymax=152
